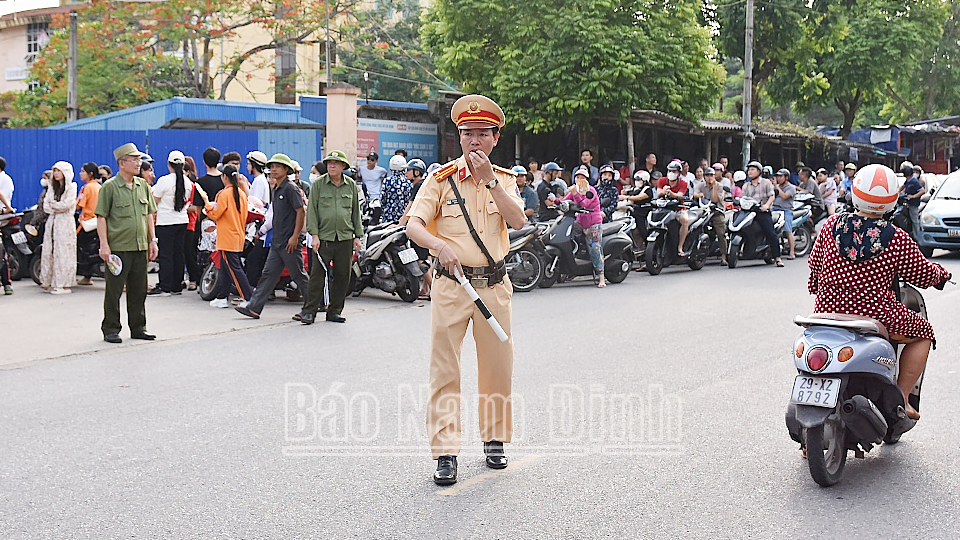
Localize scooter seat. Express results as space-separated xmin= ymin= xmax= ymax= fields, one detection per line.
xmin=600 ymin=221 xmax=624 ymax=236
xmin=509 ymin=225 xmax=537 ymax=241
xmin=794 ymin=313 xmax=889 ymax=340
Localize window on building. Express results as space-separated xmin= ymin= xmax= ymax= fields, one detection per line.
xmin=26 ymin=22 xmax=50 ymax=64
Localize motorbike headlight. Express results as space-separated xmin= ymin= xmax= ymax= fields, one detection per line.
xmin=920 ymin=211 xmax=938 ymax=226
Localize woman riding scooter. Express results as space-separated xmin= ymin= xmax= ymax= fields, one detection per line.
xmin=807 ymin=164 xmax=951 ymax=421
xmin=553 ymin=166 xmax=605 ymax=288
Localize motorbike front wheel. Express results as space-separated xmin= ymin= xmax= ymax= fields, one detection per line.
xmin=539 ymin=255 xmax=559 ymax=288
xmin=199 ymin=262 xmax=220 ymax=301
xmin=688 ymin=243 xmax=707 ymax=271
xmin=805 ymin=420 xmax=847 ymax=487
xmin=7 ymin=249 xmax=24 ymax=281
xmin=507 ymin=248 xmax=543 ymax=292
xmin=793 ymin=223 xmax=814 ymax=257
xmin=644 ymin=238 xmax=664 ymax=275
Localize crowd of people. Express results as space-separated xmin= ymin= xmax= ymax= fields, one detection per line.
xmin=0 ymin=142 xmax=938 ymax=339
xmin=0 ymin=143 xmax=444 ymax=340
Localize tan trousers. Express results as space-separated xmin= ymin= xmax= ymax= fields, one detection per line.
xmin=428 ymin=273 xmax=514 ymax=458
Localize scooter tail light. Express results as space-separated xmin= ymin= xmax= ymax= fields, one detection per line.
xmin=838 ymin=347 xmax=854 ymax=362
xmin=795 ymin=341 xmax=805 ymax=359
xmin=806 ymin=347 xmax=830 ymax=372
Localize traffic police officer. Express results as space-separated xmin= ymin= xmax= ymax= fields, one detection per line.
xmin=406 ymin=94 xmax=527 ymax=485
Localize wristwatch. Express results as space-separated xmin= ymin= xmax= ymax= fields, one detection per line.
xmin=485 ymin=178 xmax=499 ymax=190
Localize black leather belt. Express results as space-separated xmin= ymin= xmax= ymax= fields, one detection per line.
xmin=438 ymin=260 xmax=506 ymax=288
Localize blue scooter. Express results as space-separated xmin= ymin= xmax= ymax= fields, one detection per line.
xmin=785 ymin=277 xmax=948 ymax=486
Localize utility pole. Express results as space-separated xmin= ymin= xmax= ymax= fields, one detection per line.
xmin=324 ymin=0 xmax=332 ymax=86
xmin=67 ymin=10 xmax=78 ymax=122
xmin=741 ymin=0 xmax=754 ymax=166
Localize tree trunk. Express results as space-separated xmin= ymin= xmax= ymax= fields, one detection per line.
xmin=885 ymin=84 xmax=920 ymax=120
xmin=836 ymin=89 xmax=862 ymax=139
xmin=924 ymin=68 xmax=937 ymax=119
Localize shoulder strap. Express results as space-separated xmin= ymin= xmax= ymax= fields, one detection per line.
xmin=446 ymin=177 xmax=498 ymax=268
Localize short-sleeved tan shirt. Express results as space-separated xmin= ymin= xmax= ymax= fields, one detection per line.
xmin=406 ymin=156 xmax=524 ymax=268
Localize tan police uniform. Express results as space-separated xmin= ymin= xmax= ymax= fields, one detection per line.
xmin=406 ymin=97 xmax=524 ymax=459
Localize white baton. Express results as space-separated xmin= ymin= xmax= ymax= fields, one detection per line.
xmin=454 ymin=268 xmax=508 ymax=342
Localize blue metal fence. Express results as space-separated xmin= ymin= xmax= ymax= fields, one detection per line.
xmin=1 ymin=129 xmax=322 ymax=210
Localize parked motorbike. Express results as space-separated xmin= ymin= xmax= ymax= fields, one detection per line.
xmin=785 ymin=277 xmax=946 ymax=486
xmin=505 ymin=222 xmax=549 ymax=292
xmin=348 ymin=221 xmax=423 ymax=302
xmin=725 ymin=197 xmax=785 ymax=268
xmin=644 ymin=197 xmax=710 ymax=275
xmin=0 ymin=211 xmax=32 ymax=281
xmin=539 ymin=200 xmax=633 ymax=287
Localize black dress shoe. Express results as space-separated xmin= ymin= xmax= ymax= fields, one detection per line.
xmin=326 ymin=313 xmax=346 ymax=323
xmin=130 ymin=332 xmax=156 ymax=341
xmin=235 ymin=305 xmax=260 ymax=319
xmin=434 ymin=455 xmax=458 ymax=485
xmin=484 ymin=441 xmax=508 ymax=469
xmin=104 ymin=333 xmax=122 ymax=344
xmin=300 ymin=313 xmax=316 ymax=325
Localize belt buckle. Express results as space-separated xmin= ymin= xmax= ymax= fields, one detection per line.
xmin=470 ymin=276 xmax=489 ymax=289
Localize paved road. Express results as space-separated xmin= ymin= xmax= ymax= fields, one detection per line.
xmin=2 ymin=252 xmax=960 ymax=539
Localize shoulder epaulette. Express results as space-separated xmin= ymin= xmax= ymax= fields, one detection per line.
xmin=493 ymin=165 xmax=518 ymax=176
xmin=433 ymin=162 xmax=458 ymax=182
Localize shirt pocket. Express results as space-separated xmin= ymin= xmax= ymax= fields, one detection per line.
xmin=338 ymin=191 xmax=353 ymax=208
xmin=485 ymin=200 xmax=503 ymax=233
xmin=138 ymin=190 xmax=150 ymax=215
xmin=438 ymin=204 xmax=468 ymax=236
xmin=317 ymin=193 xmax=335 ymax=214
xmin=113 ymin=197 xmax=134 ymax=218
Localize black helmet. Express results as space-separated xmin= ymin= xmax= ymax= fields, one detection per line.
xmin=900 ymin=161 xmax=914 ymax=177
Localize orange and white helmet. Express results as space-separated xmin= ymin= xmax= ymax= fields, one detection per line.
xmin=852 ymin=164 xmax=899 ymax=214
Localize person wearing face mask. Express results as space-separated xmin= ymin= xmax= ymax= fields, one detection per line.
xmin=558 ymin=166 xmax=606 ymax=287
xmin=40 ymin=161 xmax=78 ymax=294
xmin=619 ymin=170 xmax=654 ymax=255
xmin=656 ymin=161 xmax=688 ymax=200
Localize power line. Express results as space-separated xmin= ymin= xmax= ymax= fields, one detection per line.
xmin=337 ymin=64 xmax=449 ymax=88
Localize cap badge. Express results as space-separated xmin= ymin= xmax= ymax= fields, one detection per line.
xmin=468 ymin=101 xmax=481 ymax=113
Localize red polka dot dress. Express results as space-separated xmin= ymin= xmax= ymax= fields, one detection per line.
xmin=807 ymin=214 xmax=950 ymax=340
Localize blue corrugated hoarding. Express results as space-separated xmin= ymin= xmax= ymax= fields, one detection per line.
xmin=0 ymin=129 xmax=316 ymax=210
xmin=0 ymin=129 xmax=144 ymax=209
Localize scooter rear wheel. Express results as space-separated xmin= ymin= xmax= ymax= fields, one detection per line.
xmin=804 ymin=419 xmax=847 ymax=487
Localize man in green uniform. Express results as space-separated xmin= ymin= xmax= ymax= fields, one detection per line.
xmin=96 ymin=143 xmax=159 ymax=343
xmin=297 ymin=150 xmax=363 ymax=324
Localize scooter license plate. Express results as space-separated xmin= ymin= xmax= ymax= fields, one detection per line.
xmin=12 ymin=231 xmax=26 ymax=245
xmin=398 ymin=247 xmax=418 ymax=264
xmin=948 ymin=228 xmax=960 ymax=237
xmin=791 ymin=376 xmax=841 ymax=408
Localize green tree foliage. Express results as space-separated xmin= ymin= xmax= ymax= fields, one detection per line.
xmin=718 ymin=0 xmax=807 ymax=118
xmin=9 ymin=10 xmax=194 ymax=127
xmin=764 ymin=0 xmax=947 ymax=137
xmin=337 ymin=0 xmax=439 ymax=103
xmin=881 ymin=0 xmax=959 ymax=122
xmin=422 ymin=0 xmax=724 ymax=133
